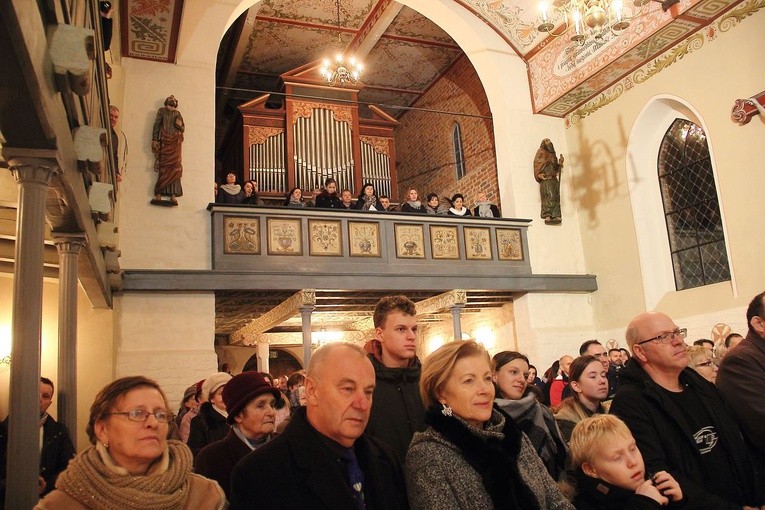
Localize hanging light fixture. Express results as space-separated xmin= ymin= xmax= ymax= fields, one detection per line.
xmin=320 ymin=0 xmax=363 ymax=86
xmin=537 ymin=0 xmax=650 ymax=45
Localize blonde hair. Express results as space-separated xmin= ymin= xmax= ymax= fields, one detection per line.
xmin=420 ymin=340 xmax=490 ymax=408
xmin=686 ymin=345 xmax=711 ymax=368
xmin=570 ymin=414 xmax=634 ymax=468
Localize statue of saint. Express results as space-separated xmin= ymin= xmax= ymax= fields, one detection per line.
xmin=151 ymin=95 xmax=184 ymax=206
xmin=533 ymin=138 xmax=564 ymax=225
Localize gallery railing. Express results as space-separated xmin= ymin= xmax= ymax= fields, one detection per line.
xmin=209 ymin=205 xmax=532 ymax=286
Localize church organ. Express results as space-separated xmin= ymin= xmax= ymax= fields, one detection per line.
xmin=223 ymin=76 xmax=398 ymax=199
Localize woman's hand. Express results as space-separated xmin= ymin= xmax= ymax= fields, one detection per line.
xmin=652 ymin=471 xmax=683 ymax=503
xmin=635 ymin=479 xmax=668 ymax=505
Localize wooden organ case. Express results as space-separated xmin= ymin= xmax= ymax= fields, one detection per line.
xmin=224 ymin=76 xmax=399 ymax=199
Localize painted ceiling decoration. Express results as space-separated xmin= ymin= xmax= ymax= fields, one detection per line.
xmin=120 ymin=0 xmax=185 ymax=63
xmin=566 ymin=0 xmax=763 ymax=126
xmin=122 ymin=0 xmax=748 ymax=118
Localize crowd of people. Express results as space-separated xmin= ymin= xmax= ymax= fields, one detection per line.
xmin=4 ymin=291 xmax=764 ymax=509
xmin=214 ymin=175 xmax=503 ymax=218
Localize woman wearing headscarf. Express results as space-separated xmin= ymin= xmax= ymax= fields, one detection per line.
xmin=35 ymin=376 xmax=225 ymax=509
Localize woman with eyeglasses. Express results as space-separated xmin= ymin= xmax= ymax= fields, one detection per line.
xmin=36 ymin=376 xmax=225 ymax=509
xmin=687 ymin=345 xmax=718 ymax=384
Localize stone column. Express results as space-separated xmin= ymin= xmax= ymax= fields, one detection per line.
xmin=300 ymin=305 xmax=314 ymax=367
xmin=53 ymin=233 xmax=87 ymax=447
xmin=257 ymin=342 xmax=270 ymax=374
xmin=450 ymin=303 xmax=465 ymax=341
xmin=5 ymin=159 xmax=59 ymax=510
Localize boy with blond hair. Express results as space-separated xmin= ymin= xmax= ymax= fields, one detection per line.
xmin=569 ymin=415 xmax=683 ymax=509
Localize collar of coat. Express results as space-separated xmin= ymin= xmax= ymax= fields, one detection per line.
xmin=424 ymin=405 xmax=541 ymax=510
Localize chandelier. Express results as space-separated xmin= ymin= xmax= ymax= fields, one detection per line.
xmin=320 ymin=0 xmax=363 ymax=86
xmin=537 ymin=0 xmax=649 ymax=44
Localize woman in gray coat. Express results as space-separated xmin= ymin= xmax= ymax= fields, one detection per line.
xmin=406 ymin=340 xmax=574 ymax=510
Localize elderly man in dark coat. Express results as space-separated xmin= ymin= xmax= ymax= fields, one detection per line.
xmin=717 ymin=290 xmax=765 ymax=488
xmin=230 ymin=343 xmax=408 ymax=510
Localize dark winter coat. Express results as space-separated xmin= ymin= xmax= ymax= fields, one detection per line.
xmin=610 ymin=360 xmax=762 ymax=509
xmin=717 ymin=330 xmax=765 ymax=485
xmin=187 ymin=402 xmax=230 ymax=457
xmin=315 ymin=191 xmax=342 ymax=209
xmin=230 ymin=407 xmax=408 ymax=510
xmin=0 ymin=414 xmax=76 ymax=505
xmin=572 ymin=470 xmax=663 ymax=510
xmin=194 ymin=428 xmax=253 ymax=500
xmin=406 ymin=406 xmax=573 ymax=510
xmin=401 ymin=202 xmax=427 ymax=214
xmin=364 ymin=342 xmax=425 ymax=461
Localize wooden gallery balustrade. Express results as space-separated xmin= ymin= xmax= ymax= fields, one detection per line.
xmin=207 ymin=204 xmax=598 ymax=293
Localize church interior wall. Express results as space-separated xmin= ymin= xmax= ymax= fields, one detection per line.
xmin=0 ymin=275 xmax=114 ymax=450
xmin=394 ymin=55 xmax=500 ymax=206
xmin=110 ymin=0 xmax=597 ymax=393
xmin=114 ymin=292 xmax=218 ymax=413
xmin=565 ymin=9 xmax=765 ymax=332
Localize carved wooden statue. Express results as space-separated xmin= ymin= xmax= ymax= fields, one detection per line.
xmin=533 ymin=138 xmax=564 ymax=225
xmin=150 ymin=95 xmax=184 ymax=206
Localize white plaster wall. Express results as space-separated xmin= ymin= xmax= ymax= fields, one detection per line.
xmin=114 ymin=292 xmax=218 ymax=410
xmin=0 ymin=275 xmax=114 ymax=450
xmin=566 ymin=11 xmax=765 ymax=331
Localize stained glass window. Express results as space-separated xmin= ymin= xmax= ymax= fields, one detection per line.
xmin=658 ymin=119 xmax=730 ymax=290
xmin=452 ymin=123 xmax=466 ymax=180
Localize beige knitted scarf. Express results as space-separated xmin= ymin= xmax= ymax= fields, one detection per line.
xmin=56 ymin=440 xmax=192 ymax=510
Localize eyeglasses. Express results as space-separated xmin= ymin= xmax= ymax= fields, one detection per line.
xmin=109 ymin=408 xmax=172 ymax=423
xmin=635 ymin=328 xmax=687 ymax=346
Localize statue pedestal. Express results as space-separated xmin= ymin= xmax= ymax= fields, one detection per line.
xmin=150 ymin=197 xmax=178 ymax=207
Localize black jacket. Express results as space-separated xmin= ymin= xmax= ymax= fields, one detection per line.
xmin=610 ymin=361 xmax=761 ymax=509
xmin=573 ymin=470 xmax=663 ymax=510
xmin=0 ymin=414 xmax=75 ymax=503
xmin=187 ymin=402 xmax=230 ymax=457
xmin=364 ymin=349 xmax=426 ymax=461
xmin=230 ymin=407 xmax=408 ymax=510
xmin=315 ymin=192 xmax=342 ymax=209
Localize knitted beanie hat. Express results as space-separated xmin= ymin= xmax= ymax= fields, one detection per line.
xmin=222 ymin=371 xmax=282 ymax=424
xmin=201 ymin=372 xmax=232 ymax=402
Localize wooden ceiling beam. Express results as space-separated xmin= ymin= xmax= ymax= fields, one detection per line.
xmin=350 ymin=0 xmax=403 ymax=61
xmin=231 ymin=289 xmax=316 ymax=345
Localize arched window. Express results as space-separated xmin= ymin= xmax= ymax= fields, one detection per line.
xmin=658 ymin=119 xmax=730 ymax=290
xmin=452 ymin=123 xmax=466 ymax=180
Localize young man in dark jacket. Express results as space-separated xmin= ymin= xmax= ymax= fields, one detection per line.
xmin=0 ymin=377 xmax=75 ymax=503
xmin=610 ymin=311 xmax=763 ymax=510
xmin=363 ymin=295 xmax=425 ymax=461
